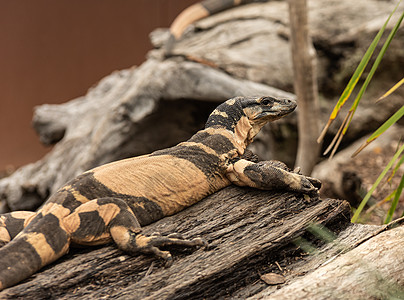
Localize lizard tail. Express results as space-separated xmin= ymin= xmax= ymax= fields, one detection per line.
xmin=165 ymin=0 xmax=260 ymax=54
xmin=0 ymin=213 xmax=70 ymax=290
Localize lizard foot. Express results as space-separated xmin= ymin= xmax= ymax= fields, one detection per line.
xmin=130 ymin=233 xmax=207 ymax=266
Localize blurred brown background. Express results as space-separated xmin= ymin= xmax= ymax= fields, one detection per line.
xmin=0 ymin=0 xmax=195 ymax=171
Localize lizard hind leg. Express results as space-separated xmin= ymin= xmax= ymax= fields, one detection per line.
xmin=66 ymin=198 xmax=206 ymax=265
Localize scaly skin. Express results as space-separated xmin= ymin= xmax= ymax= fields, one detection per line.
xmin=0 ymin=96 xmax=320 ymax=290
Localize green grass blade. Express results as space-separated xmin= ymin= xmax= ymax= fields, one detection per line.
xmin=392 ymin=152 xmax=404 ymax=177
xmin=343 ymin=9 xmax=404 ymax=135
xmin=352 ymin=105 xmax=404 ymax=156
xmin=318 ymin=1 xmax=402 ymax=143
xmin=307 ymin=223 xmax=336 ymax=243
xmin=385 ymin=172 xmax=404 ymax=224
xmin=365 ymin=105 xmax=404 ymax=141
xmin=329 ymin=2 xmax=401 ymax=120
xmin=351 ymin=143 xmax=404 ymax=223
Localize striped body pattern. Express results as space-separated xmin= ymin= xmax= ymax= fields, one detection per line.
xmin=0 ymin=96 xmax=320 ymax=290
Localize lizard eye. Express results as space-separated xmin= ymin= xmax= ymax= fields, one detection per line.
xmin=261 ymin=97 xmax=272 ymax=105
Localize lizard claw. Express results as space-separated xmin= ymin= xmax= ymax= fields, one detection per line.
xmin=193 ymin=237 xmax=208 ymax=249
xmin=293 ymin=167 xmax=301 ymax=174
xmin=307 ymin=176 xmax=322 ymax=189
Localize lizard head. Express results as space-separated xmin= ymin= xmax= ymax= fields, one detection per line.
xmin=241 ymin=96 xmax=297 ymax=123
xmin=205 ymin=96 xmax=296 ymax=149
xmin=241 ymin=96 xmax=297 ymax=142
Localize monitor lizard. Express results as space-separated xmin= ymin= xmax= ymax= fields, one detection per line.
xmin=0 ymin=96 xmax=321 ymax=290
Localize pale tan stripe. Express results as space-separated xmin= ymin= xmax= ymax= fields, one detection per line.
xmin=60 ymin=184 xmax=91 ymax=205
xmin=62 ymin=213 xmax=81 ymax=234
xmin=110 ymin=225 xmax=130 ymax=249
xmin=24 ymin=232 xmax=57 ymax=265
xmin=40 ymin=203 xmax=71 ymax=219
xmin=78 ymin=202 xmax=120 ymax=226
xmin=170 ymin=4 xmax=209 ymax=39
xmin=226 ymin=98 xmax=236 ymax=105
xmin=60 ymin=201 xmax=100 ymax=234
xmin=178 ymin=141 xmax=218 ymax=156
xmin=9 ymin=211 xmax=36 ymax=220
xmin=202 ymin=127 xmax=239 ymax=147
xmin=0 ymin=227 xmax=11 ymax=243
xmin=23 ymin=212 xmax=37 ymax=227
xmin=210 ymin=109 xmax=228 ymax=118
xmin=70 ymin=189 xmax=91 ymax=205
xmin=0 ymin=216 xmax=5 ymax=227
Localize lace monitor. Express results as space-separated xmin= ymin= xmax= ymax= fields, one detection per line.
xmin=165 ymin=0 xmax=268 ymax=54
xmin=0 ymin=96 xmax=321 ymax=290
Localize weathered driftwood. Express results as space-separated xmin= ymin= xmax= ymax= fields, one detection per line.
xmin=252 ymin=218 xmax=404 ymax=300
xmin=153 ymin=0 xmax=404 ymax=141
xmin=0 ymin=186 xmax=351 ymax=299
xmin=158 ymin=0 xmax=404 ymax=95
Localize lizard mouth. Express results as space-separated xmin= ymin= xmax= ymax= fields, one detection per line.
xmin=253 ymin=101 xmax=297 ymax=120
xmin=253 ymin=108 xmax=293 ymax=120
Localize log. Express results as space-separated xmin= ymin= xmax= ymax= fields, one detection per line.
xmin=253 ymin=218 xmax=404 ymax=299
xmin=0 ymin=186 xmax=351 ymax=299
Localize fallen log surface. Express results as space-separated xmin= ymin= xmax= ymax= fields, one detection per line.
xmin=253 ymin=218 xmax=404 ymax=299
xmin=0 ymin=186 xmax=350 ymax=299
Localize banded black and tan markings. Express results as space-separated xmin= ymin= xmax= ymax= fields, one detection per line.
xmin=72 ymin=210 xmax=108 ymax=243
xmin=66 ymin=172 xmax=164 ymax=226
xmin=205 ymin=98 xmax=244 ymax=132
xmin=187 ymin=131 xmax=236 ymax=156
xmin=151 ymin=144 xmax=226 ymax=180
xmin=23 ymin=213 xmax=69 ymax=256
xmin=0 ymin=96 xmax=320 ymax=291
xmin=1 ymin=212 xmax=32 ymax=240
xmin=68 ymin=198 xmax=141 ymax=246
xmin=0 ymin=238 xmax=43 ymax=288
xmin=46 ymin=188 xmax=85 ymax=213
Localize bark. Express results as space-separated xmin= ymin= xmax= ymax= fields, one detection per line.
xmin=287 ymin=0 xmax=320 ymax=175
xmin=0 ymin=187 xmax=351 ymax=299
xmin=253 ymin=218 xmax=404 ymax=300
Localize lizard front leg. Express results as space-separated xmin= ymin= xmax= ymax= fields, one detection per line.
xmin=227 ymin=159 xmax=321 ymax=194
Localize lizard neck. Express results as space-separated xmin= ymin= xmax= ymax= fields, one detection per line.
xmin=232 ymin=115 xmax=254 ymax=155
xmin=204 ymin=98 xmax=254 ymax=156
xmin=194 ymin=120 xmax=253 ymax=158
